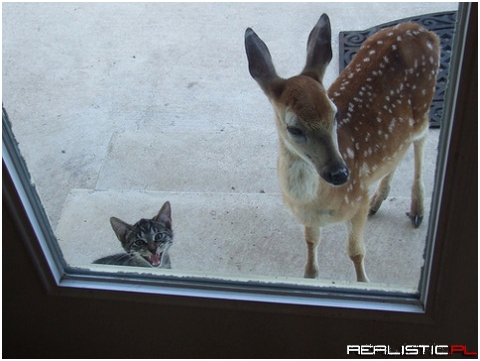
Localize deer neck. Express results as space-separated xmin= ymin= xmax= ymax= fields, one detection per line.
xmin=277 ymin=134 xmax=322 ymax=204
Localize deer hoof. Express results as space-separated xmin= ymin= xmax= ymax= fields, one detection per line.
xmin=406 ymin=212 xmax=423 ymax=228
xmin=304 ymin=266 xmax=319 ymax=279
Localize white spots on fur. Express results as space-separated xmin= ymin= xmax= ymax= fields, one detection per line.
xmin=359 ymin=163 xmax=370 ymax=177
xmin=355 ymin=143 xmax=360 ymax=150
xmin=334 ymin=92 xmax=340 ymax=97
xmin=409 ymin=118 xmax=415 ymax=126
xmin=347 ymin=147 xmax=355 ymax=159
xmin=377 ymin=39 xmax=383 ymax=45
xmin=363 ymin=57 xmax=370 ymax=62
xmin=387 ymin=31 xmax=394 ymax=37
xmin=388 ymin=118 xmax=396 ymax=132
xmin=392 ymin=44 xmax=397 ymax=51
xmin=396 ymin=35 xmax=402 ymax=42
xmin=376 ymin=116 xmax=382 ymax=123
xmin=369 ymin=49 xmax=376 ymax=55
xmin=426 ymin=41 xmax=433 ymax=50
xmin=421 ymin=89 xmax=426 ymax=95
xmin=348 ymin=72 xmax=355 ymax=79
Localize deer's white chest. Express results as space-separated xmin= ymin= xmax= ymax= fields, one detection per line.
xmin=278 ymin=156 xmax=319 ymax=204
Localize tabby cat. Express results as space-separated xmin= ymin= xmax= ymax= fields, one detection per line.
xmin=93 ymin=201 xmax=173 ymax=268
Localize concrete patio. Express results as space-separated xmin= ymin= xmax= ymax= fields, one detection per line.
xmin=3 ymin=2 xmax=458 ymax=288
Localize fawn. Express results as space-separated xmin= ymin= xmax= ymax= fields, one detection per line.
xmin=245 ymin=14 xmax=440 ymax=282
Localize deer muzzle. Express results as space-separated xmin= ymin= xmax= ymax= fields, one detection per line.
xmin=321 ymin=162 xmax=349 ymax=186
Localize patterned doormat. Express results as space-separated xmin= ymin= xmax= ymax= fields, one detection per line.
xmin=339 ymin=11 xmax=457 ymax=128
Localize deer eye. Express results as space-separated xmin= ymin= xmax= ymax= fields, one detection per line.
xmin=286 ymin=126 xmax=304 ymax=137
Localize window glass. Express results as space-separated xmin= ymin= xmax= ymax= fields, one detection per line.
xmin=2 ymin=2 xmax=459 ymax=294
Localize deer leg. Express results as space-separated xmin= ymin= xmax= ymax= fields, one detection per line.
xmin=347 ymin=201 xmax=370 ymax=282
xmin=407 ymin=133 xmax=427 ymax=228
xmin=369 ymin=170 xmax=396 ymax=216
xmin=304 ymin=226 xmax=320 ymax=278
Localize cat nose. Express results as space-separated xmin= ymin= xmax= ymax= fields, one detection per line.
xmin=147 ymin=243 xmax=157 ymax=253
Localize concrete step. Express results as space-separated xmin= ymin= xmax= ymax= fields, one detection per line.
xmin=95 ymin=129 xmax=440 ymax=198
xmin=96 ymin=129 xmax=279 ymax=193
xmin=55 ymin=189 xmax=429 ymax=288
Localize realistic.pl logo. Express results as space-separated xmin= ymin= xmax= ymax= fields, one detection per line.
xmin=347 ymin=344 xmax=477 ymax=356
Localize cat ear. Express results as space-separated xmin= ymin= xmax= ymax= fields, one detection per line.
xmin=153 ymin=201 xmax=172 ymax=230
xmin=110 ymin=217 xmax=132 ymax=244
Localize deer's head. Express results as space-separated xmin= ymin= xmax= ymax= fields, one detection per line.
xmin=245 ymin=14 xmax=349 ymax=186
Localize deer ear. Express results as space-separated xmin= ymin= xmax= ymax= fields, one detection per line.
xmin=302 ymin=13 xmax=333 ymax=82
xmin=245 ymin=28 xmax=283 ymax=95
xmin=153 ymin=201 xmax=172 ymax=230
xmin=110 ymin=217 xmax=132 ymax=245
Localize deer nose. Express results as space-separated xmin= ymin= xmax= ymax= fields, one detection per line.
xmin=323 ymin=163 xmax=349 ymax=186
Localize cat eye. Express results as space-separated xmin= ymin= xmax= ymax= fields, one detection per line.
xmin=154 ymin=233 xmax=165 ymax=241
xmin=134 ymin=240 xmax=146 ymax=246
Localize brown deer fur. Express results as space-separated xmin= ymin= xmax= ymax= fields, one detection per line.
xmin=245 ymin=14 xmax=440 ymax=282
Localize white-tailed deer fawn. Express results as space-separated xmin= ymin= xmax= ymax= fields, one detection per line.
xmin=245 ymin=14 xmax=440 ymax=282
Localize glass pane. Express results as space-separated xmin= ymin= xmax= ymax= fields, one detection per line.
xmin=2 ymin=2 xmax=459 ymax=293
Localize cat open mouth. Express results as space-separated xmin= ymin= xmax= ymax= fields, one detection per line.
xmin=143 ymin=252 xmax=163 ymax=267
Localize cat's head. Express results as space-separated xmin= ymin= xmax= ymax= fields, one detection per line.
xmin=110 ymin=201 xmax=173 ymax=267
